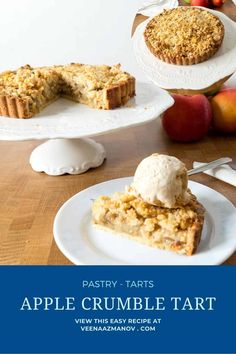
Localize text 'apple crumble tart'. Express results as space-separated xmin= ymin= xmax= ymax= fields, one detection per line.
xmin=144 ymin=7 xmax=224 ymax=65
xmin=0 ymin=63 xmax=135 ymax=118
xmin=92 ymin=154 xmax=205 ymax=256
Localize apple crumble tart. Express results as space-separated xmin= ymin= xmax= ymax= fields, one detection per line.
xmin=92 ymin=192 xmax=204 ymax=256
xmin=92 ymin=154 xmax=205 ymax=256
xmin=144 ymin=7 xmax=224 ymax=65
xmin=0 ymin=63 xmax=135 ymax=118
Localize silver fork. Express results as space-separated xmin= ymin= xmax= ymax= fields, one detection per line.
xmin=188 ymin=157 xmax=234 ymax=176
xmin=228 ymin=162 xmax=236 ymax=170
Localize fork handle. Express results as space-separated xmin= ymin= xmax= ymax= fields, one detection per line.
xmin=188 ymin=157 xmax=232 ymax=176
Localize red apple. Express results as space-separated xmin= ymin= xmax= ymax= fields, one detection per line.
xmin=211 ymin=87 xmax=236 ymax=133
xmin=218 ymin=85 xmax=233 ymax=92
xmin=162 ymin=94 xmax=212 ymax=142
xmin=212 ymin=0 xmax=224 ymax=7
xmin=190 ymin=0 xmax=211 ymax=7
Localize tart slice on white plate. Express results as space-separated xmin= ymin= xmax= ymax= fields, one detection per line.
xmin=92 ymin=154 xmax=205 ymax=256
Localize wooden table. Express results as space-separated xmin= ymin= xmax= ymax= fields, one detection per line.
xmin=0 ymin=122 xmax=235 ymax=265
xmin=0 ymin=1 xmax=236 ymax=265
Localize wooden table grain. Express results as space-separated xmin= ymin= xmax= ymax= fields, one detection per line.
xmin=0 ymin=0 xmax=236 ymax=265
xmin=0 ymin=121 xmax=235 ymax=265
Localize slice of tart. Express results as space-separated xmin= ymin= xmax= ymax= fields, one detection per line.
xmin=92 ymin=154 xmax=205 ymax=256
xmin=92 ymin=191 xmax=205 ymax=256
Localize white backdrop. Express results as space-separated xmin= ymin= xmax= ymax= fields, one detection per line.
xmin=0 ymin=0 xmax=146 ymax=80
xmin=0 ymin=0 xmax=235 ymax=85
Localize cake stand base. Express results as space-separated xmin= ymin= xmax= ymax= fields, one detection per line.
xmin=29 ymin=138 xmax=106 ymax=176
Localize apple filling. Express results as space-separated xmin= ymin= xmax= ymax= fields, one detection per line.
xmin=92 ymin=192 xmax=205 ymax=256
xmin=57 ymin=63 xmax=134 ymax=109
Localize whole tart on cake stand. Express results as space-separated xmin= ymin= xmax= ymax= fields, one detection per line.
xmin=0 ymin=82 xmax=173 ymax=175
xmin=133 ymin=6 xmax=236 ymax=95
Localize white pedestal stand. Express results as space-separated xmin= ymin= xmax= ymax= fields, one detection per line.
xmin=30 ymin=138 xmax=106 ymax=176
xmin=0 ymin=82 xmax=173 ymax=176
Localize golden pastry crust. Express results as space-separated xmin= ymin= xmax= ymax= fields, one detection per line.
xmin=144 ymin=7 xmax=224 ymax=65
xmin=92 ymin=192 xmax=205 ymax=256
xmin=0 ymin=64 xmax=135 ymax=118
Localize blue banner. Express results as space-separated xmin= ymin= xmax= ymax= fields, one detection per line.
xmin=0 ymin=266 xmax=235 ymax=353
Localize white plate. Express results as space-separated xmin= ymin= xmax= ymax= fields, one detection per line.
xmin=0 ymin=82 xmax=173 ymax=141
xmin=53 ymin=177 xmax=236 ymax=265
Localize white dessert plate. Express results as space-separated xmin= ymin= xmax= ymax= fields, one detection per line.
xmin=53 ymin=177 xmax=236 ymax=265
xmin=133 ymin=7 xmax=236 ymax=90
xmin=0 ymin=82 xmax=173 ymax=141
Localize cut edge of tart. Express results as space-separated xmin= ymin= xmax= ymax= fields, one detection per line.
xmin=92 ymin=191 xmax=205 ymax=256
xmin=144 ymin=7 xmax=225 ymax=66
xmin=56 ymin=63 xmax=135 ymax=110
xmin=0 ymin=64 xmax=135 ymax=118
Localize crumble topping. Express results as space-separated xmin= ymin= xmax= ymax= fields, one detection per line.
xmin=0 ymin=65 xmax=59 ymax=98
xmin=57 ymin=64 xmax=132 ymax=91
xmin=144 ymin=7 xmax=224 ymax=65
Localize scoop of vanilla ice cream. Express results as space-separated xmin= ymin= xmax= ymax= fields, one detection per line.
xmin=131 ymin=154 xmax=190 ymax=208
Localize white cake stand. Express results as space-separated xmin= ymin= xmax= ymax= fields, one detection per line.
xmin=0 ymin=82 xmax=173 ymax=176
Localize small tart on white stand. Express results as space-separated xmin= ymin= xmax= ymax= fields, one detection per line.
xmin=133 ymin=7 xmax=236 ymax=95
